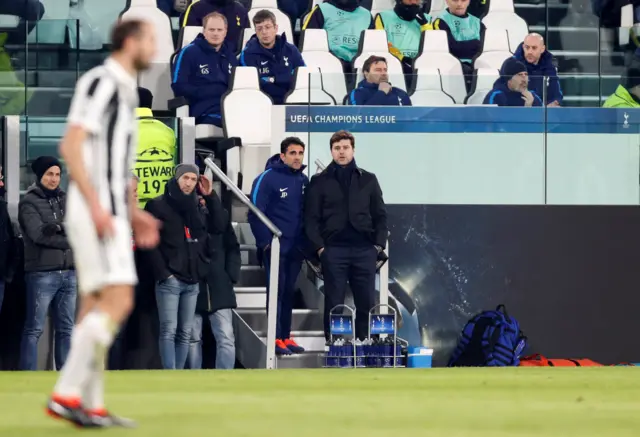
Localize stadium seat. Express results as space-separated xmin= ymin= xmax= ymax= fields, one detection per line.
xmin=352 ymin=29 xmax=406 ymax=91
xmin=284 ymin=66 xmax=336 ymax=104
xmin=428 ymin=0 xmax=446 ymax=17
xmin=473 ymin=28 xmax=512 ymax=70
xmin=124 ymin=0 xmax=175 ymax=111
xmin=248 ymin=0 xmax=294 ymax=42
xmin=222 ymin=67 xmax=273 ymax=193
xmin=177 ymin=25 xmax=201 ymax=49
xmin=79 ymin=0 xmax=128 ymax=47
xmin=413 ymin=30 xmax=467 ymax=103
xmin=620 ymin=4 xmax=633 ymax=45
xmin=464 ymin=68 xmax=499 ymax=105
xmin=371 ymin=0 xmax=394 ymax=18
xmin=239 ymin=27 xmax=256 ymax=53
xmin=481 ymin=0 xmax=528 ymax=53
xmin=25 ymin=0 xmax=68 ymax=45
xmin=410 ymin=68 xmax=456 ymax=106
xmin=299 ymin=29 xmax=348 ymax=105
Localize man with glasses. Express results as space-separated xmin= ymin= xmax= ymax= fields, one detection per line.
xmin=239 ymin=9 xmax=305 ymax=104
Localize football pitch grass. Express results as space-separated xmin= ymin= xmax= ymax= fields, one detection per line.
xmin=0 ymin=367 xmax=638 ymax=436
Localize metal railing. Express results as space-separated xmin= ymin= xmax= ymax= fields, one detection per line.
xmin=203 ymin=157 xmax=282 ymax=369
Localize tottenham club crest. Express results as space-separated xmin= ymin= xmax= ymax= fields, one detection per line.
xmin=283 ymin=56 xmax=289 ymax=66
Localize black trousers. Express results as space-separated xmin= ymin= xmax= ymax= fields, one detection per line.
xmin=321 ymin=245 xmax=377 ymax=340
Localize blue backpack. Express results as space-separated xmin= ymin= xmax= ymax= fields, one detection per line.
xmin=448 ymin=305 xmax=527 ymax=367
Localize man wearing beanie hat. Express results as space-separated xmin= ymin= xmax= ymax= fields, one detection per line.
xmin=483 ymin=57 xmax=543 ymax=107
xmin=603 ymin=60 xmax=640 ymax=108
xmin=17 ymin=156 xmax=76 ymax=371
xmin=145 ymin=162 xmax=224 ymax=369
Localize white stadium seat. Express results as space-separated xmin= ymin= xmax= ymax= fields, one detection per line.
xmin=410 ymin=69 xmax=456 ymax=106
xmin=125 ymin=0 xmax=176 ymax=111
xmin=464 ymin=68 xmax=499 ymax=105
xmin=240 ymin=27 xmax=256 ymax=52
xmin=178 ymin=25 xmax=201 ymax=49
xmin=413 ymin=30 xmax=467 ymax=103
xmin=249 ymin=0 xmax=294 ymax=43
xmin=352 ymin=30 xmax=406 ymax=91
xmin=285 ymin=66 xmax=336 ymax=105
xmin=474 ymin=28 xmax=512 ymax=70
xmin=78 ymin=0 xmax=127 ymax=46
xmin=482 ymin=0 xmax=528 ymax=52
xmin=27 ymin=0 xmax=69 ymax=45
xmin=370 ymin=0 xmax=394 ymax=18
xmin=429 ymin=0 xmax=446 ymax=17
xmin=222 ymin=67 xmax=273 ymax=194
xmin=299 ymin=29 xmax=348 ymax=105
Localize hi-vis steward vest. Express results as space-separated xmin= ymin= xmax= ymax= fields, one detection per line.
xmin=378 ymin=10 xmax=431 ymax=59
xmin=134 ymin=108 xmax=177 ymax=208
xmin=319 ymin=2 xmax=372 ymax=62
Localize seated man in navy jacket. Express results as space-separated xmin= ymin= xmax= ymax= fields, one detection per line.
xmin=171 ymin=12 xmax=238 ymax=128
xmin=349 ymin=55 xmax=411 ymax=106
xmin=513 ymin=33 xmax=563 ymax=106
xmin=240 ymin=10 xmax=305 ymax=104
xmin=483 ymin=57 xmax=542 ymax=107
xmin=180 ymin=0 xmax=249 ymax=53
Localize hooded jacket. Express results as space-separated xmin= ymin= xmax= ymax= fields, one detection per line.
xmin=171 ymin=34 xmax=238 ymax=123
xmin=18 ymin=184 xmax=73 ymax=272
xmin=513 ymin=42 xmax=563 ymax=105
xmin=248 ymin=154 xmax=309 ymax=253
xmin=240 ymin=34 xmax=305 ymax=104
xmin=349 ymin=79 xmax=412 ymax=106
xmin=180 ymin=0 xmax=249 ymax=53
xmin=603 ymin=85 xmax=640 ymax=108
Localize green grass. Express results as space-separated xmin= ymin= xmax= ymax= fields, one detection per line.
xmin=0 ymin=368 xmax=638 ymax=436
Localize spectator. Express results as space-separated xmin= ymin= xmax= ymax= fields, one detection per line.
xmin=145 ymin=164 xmax=213 ymax=370
xmin=304 ymin=130 xmax=388 ymax=341
xmin=248 ymin=137 xmax=309 ymax=355
xmin=180 ymin=0 xmax=248 ymax=53
xmin=0 ymin=0 xmax=45 ymax=45
xmin=134 ymin=88 xmax=177 ymax=208
xmin=171 ymin=12 xmax=238 ymax=128
xmin=432 ymin=0 xmax=485 ymax=82
xmin=302 ymin=0 xmax=374 ymax=71
xmin=0 ymin=165 xmax=16 ymax=315
xmin=513 ymin=33 xmax=563 ymax=106
xmin=603 ymin=61 xmax=640 ymax=108
xmin=240 ymin=10 xmax=305 ymax=104
xmin=349 ymin=56 xmax=412 ymax=106
xmin=188 ymin=186 xmax=240 ymax=369
xmin=158 ymin=0 xmax=191 ymax=17
xmin=376 ymin=0 xmax=433 ymax=74
xmin=18 ymin=156 xmax=76 ymax=371
xmin=483 ymin=57 xmax=542 ymax=107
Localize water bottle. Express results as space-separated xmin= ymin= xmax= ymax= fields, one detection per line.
xmin=382 ymin=338 xmax=393 ymax=368
xmin=373 ymin=338 xmax=383 ymax=368
xmin=395 ymin=340 xmax=404 ymax=367
xmin=355 ymin=339 xmax=365 ymax=368
xmin=343 ymin=340 xmax=354 ymax=368
xmin=325 ymin=340 xmax=336 ymax=368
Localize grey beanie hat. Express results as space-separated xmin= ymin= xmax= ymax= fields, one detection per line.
xmin=174 ymin=163 xmax=200 ymax=180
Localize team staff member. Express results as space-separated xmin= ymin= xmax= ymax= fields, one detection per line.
xmin=240 ymin=10 xmax=305 ymax=104
xmin=304 ymin=130 xmax=388 ymax=341
xmin=349 ymin=56 xmax=412 ymax=106
xmin=134 ymin=88 xmax=176 ymax=207
xmin=483 ymin=57 xmax=542 ymax=107
xmin=248 ymin=137 xmax=308 ymax=355
xmin=513 ymin=33 xmax=563 ymax=106
xmin=180 ymin=0 xmax=249 ymax=53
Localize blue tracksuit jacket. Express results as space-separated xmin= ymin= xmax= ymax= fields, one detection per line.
xmin=248 ymin=154 xmax=309 ymax=253
xmin=239 ymin=34 xmax=305 ymax=104
xmin=171 ymin=34 xmax=238 ymax=124
xmin=349 ymin=80 xmax=412 ymax=106
xmin=513 ymin=45 xmax=563 ymax=105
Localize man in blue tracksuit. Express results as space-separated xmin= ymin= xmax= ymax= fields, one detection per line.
xmin=240 ymin=10 xmax=305 ymax=104
xmin=171 ymin=12 xmax=238 ymax=127
xmin=483 ymin=57 xmax=543 ymax=107
xmin=349 ymin=55 xmax=412 ymax=106
xmin=248 ymin=137 xmax=309 ymax=356
xmin=513 ymin=33 xmax=563 ymax=106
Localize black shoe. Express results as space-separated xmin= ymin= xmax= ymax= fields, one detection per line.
xmin=89 ymin=410 xmax=137 ymax=428
xmin=46 ymin=398 xmax=104 ymax=428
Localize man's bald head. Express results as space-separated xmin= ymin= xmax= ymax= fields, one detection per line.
xmin=522 ymin=33 xmax=546 ymax=65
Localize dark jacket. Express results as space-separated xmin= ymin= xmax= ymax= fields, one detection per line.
xmin=349 ymin=80 xmax=412 ymax=106
xmin=0 ymin=198 xmax=16 ymax=280
xmin=144 ymin=181 xmax=213 ymax=284
xmin=304 ymin=161 xmax=388 ymax=252
xmin=248 ymin=154 xmax=309 ymax=253
xmin=196 ymin=193 xmax=241 ymax=314
xmin=483 ymin=77 xmax=543 ymax=107
xmin=239 ymin=34 xmax=305 ymax=104
xmin=171 ymin=34 xmax=238 ymax=123
xmin=513 ymin=44 xmax=563 ymax=105
xmin=180 ymin=0 xmax=249 ymax=53
xmin=18 ymin=184 xmax=73 ymax=273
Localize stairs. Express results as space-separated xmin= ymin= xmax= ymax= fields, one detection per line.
xmin=232 ymin=221 xmax=326 ymax=369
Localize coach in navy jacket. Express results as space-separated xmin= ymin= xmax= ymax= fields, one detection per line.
xmin=248 ymin=138 xmax=309 ymax=355
xmin=180 ymin=0 xmax=249 ymax=53
xmin=349 ymin=79 xmax=412 ymax=106
xmin=239 ymin=10 xmax=305 ymax=104
xmin=513 ymin=36 xmax=563 ymax=106
xmin=483 ymin=57 xmax=542 ymax=107
xmin=171 ymin=32 xmax=238 ymax=127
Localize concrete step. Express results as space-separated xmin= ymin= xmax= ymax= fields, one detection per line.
xmin=237 ymin=265 xmax=265 ymax=287
xmin=541 ymin=27 xmax=600 ymax=53
xmin=237 ymin=308 xmax=323 ymax=332
xmin=259 ymin=330 xmax=326 ymax=352
xmin=235 ymin=286 xmax=266 ymax=309
xmin=558 ymin=75 xmax=620 ymax=104
xmin=555 ymin=51 xmax=626 ymax=75
xmin=276 ymin=352 xmax=325 ymax=369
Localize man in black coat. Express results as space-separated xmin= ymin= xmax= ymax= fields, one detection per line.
xmin=304 ymin=130 xmax=388 ymax=340
xmin=18 ymin=156 xmax=76 ymax=371
xmin=0 ymin=165 xmax=17 ymax=315
xmin=187 ymin=190 xmax=240 ymax=370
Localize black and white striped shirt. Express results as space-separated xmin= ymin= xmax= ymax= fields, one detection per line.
xmin=67 ymin=57 xmax=138 ymax=218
